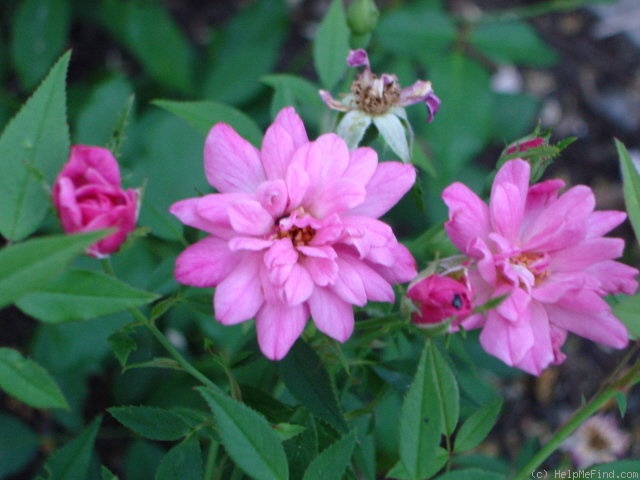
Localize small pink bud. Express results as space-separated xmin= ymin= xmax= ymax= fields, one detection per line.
xmin=52 ymin=145 xmax=140 ymax=258
xmin=347 ymin=49 xmax=370 ymax=68
xmin=407 ymin=273 xmax=472 ymax=327
xmin=505 ymin=136 xmax=545 ymax=155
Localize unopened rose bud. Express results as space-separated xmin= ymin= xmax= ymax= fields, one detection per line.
xmin=406 ymin=273 xmax=472 ymax=328
xmin=347 ymin=0 xmax=379 ymax=36
xmin=505 ymin=136 xmax=545 ymax=156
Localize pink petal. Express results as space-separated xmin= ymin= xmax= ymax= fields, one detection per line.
xmin=204 ymin=123 xmax=265 ymax=193
xmin=65 ymin=145 xmax=121 ymax=186
xmin=55 ymin=177 xmax=83 ymax=231
xmin=214 ymin=254 xmax=264 ymax=325
xmin=584 ymin=260 xmax=638 ymax=295
xmin=442 ymin=183 xmax=491 ymax=254
xmin=367 ymin=242 xmax=417 ymax=284
xmin=330 ymin=256 xmax=367 ymax=306
xmin=256 ymin=179 xmax=288 ymax=217
xmin=490 ymin=182 xmax=525 ymax=243
xmin=509 ymin=301 xmax=555 ymax=375
xmin=343 ymin=146 xmax=378 ymax=186
xmin=310 ymin=178 xmax=366 ymax=218
xmin=586 ymin=210 xmax=627 ymax=238
xmin=228 ymin=236 xmax=274 ymax=252
xmin=260 ymin=108 xmax=308 ymax=178
xmin=299 ymin=246 xmax=339 ymax=286
xmin=228 ymin=199 xmax=274 ymax=236
xmin=479 ymin=305 xmax=534 ymax=367
xmin=339 ymin=252 xmax=394 ymax=303
xmin=523 ymin=185 xmax=595 ymax=251
xmin=349 ymin=161 xmax=416 ymax=218
xmin=547 ymin=291 xmax=629 ymax=348
xmin=175 ymin=237 xmax=241 ymax=287
xmin=282 ymin=263 xmax=315 ymax=305
xmin=285 ymin=163 xmax=310 ymax=209
xmin=308 ymin=287 xmax=355 ymax=342
xmin=491 ymin=159 xmax=530 ymax=198
xmin=549 ymin=237 xmax=625 ymax=272
xmin=255 ymin=302 xmax=308 ymax=360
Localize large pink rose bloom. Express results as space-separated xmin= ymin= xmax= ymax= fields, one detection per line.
xmin=53 ymin=145 xmax=140 ymax=258
xmin=170 ymin=107 xmax=417 ymax=360
xmin=443 ymin=159 xmax=638 ymax=375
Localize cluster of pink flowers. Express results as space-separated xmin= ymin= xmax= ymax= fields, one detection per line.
xmin=437 ymin=159 xmax=638 ymax=374
xmin=169 ymin=107 xmax=417 ymax=360
xmin=53 ymin=145 xmax=140 ymax=258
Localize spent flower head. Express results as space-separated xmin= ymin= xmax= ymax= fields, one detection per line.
xmin=170 ymin=107 xmax=417 ymax=360
xmin=562 ymin=414 xmax=630 ymax=468
xmin=442 ymin=158 xmax=638 ymax=375
xmin=319 ymin=49 xmax=440 ymax=163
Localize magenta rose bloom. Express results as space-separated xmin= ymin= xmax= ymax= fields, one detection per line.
xmin=442 ymin=159 xmax=638 ymax=375
xmin=53 ymin=145 xmax=140 ymax=258
xmin=170 ymin=107 xmax=417 ymax=360
xmin=407 ymin=273 xmax=472 ymax=327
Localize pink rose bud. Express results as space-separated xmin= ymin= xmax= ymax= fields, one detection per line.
xmin=505 ymin=136 xmax=545 ymax=155
xmin=53 ymin=145 xmax=140 ymax=258
xmin=407 ymin=273 xmax=472 ymax=327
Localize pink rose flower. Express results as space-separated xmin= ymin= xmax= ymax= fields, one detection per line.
xmin=407 ymin=273 xmax=472 ymax=327
xmin=53 ymin=145 xmax=140 ymax=258
xmin=170 ymin=107 xmax=417 ymax=360
xmin=442 ymin=159 xmax=638 ymax=375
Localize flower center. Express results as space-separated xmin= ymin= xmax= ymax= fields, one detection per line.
xmin=585 ymin=426 xmax=610 ymax=451
xmin=351 ymin=73 xmax=401 ymax=115
xmin=511 ymin=251 xmax=549 ymax=286
xmin=277 ymin=224 xmax=316 ymax=246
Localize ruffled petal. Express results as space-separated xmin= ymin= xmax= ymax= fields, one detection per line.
xmin=509 ymin=301 xmax=555 ymax=376
xmin=343 ymin=146 xmax=377 ymax=186
xmin=261 ymin=108 xmax=305 ymax=180
xmin=174 ymin=237 xmax=241 ymax=287
xmin=214 ymin=254 xmax=264 ymax=325
xmin=349 ymin=161 xmax=416 ymax=218
xmin=204 ymin=123 xmax=265 ymax=193
xmin=490 ymin=182 xmax=525 ymax=243
xmin=479 ymin=303 xmax=534 ymax=368
xmin=228 ymin=199 xmax=274 ymax=236
xmin=442 ymin=183 xmax=491 ymax=254
xmin=308 ymin=287 xmax=355 ymax=342
xmin=310 ymin=178 xmax=366 ymax=218
xmin=256 ymin=302 xmax=308 ymax=361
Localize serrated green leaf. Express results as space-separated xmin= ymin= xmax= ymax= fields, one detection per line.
xmin=100 ymin=0 xmax=193 ymax=93
xmin=428 ymin=342 xmax=460 ymax=436
xmin=43 ymin=416 xmax=102 ymax=480
xmin=313 ymin=0 xmax=350 ymax=89
xmin=109 ymin=329 xmax=138 ymax=367
xmin=612 ymin=294 xmax=640 ymax=339
xmin=0 ymin=231 xmax=107 ymax=309
xmin=153 ymin=99 xmax=263 ymax=146
xmin=434 ymin=467 xmax=504 ymax=480
xmin=203 ymin=0 xmax=288 ymax=104
xmin=109 ymin=406 xmax=192 ymax=441
xmin=0 ymin=51 xmax=70 ymax=240
xmin=302 ymin=430 xmax=356 ymax=480
xmin=16 ymin=269 xmax=158 ymax=323
xmin=283 ymin=410 xmax=319 ymax=480
xmin=198 ymin=386 xmax=288 ymax=480
xmin=155 ymin=436 xmax=202 ymax=480
xmin=617 ymin=139 xmax=640 ymax=244
xmin=0 ymin=347 xmax=68 ymax=410
xmin=0 ymin=413 xmax=40 ymax=478
xmin=279 ymin=339 xmax=349 ymax=433
xmin=398 ymin=342 xmax=442 ymax=480
xmin=10 ymin=0 xmax=70 ymax=90
xmin=273 ymin=422 xmax=307 ymax=442
xmin=470 ymin=21 xmax=557 ymax=67
xmin=454 ymin=397 xmax=502 ymax=452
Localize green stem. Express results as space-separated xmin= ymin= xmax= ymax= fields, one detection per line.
xmin=101 ymin=259 xmax=220 ymax=392
xmin=511 ymin=354 xmax=640 ymax=480
xmin=204 ymin=439 xmax=220 ymax=480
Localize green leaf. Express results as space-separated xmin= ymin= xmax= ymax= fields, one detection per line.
xmin=302 ymin=430 xmax=356 ymax=480
xmin=612 ymin=293 xmax=640 ymax=340
xmin=398 ymin=341 xmax=442 ymax=480
xmin=262 ymin=74 xmax=324 ymax=121
xmin=0 ymin=51 xmax=70 ymax=241
xmin=589 ymin=460 xmax=640 ymax=473
xmin=153 ymin=99 xmax=263 ymax=146
xmin=155 ymin=436 xmax=202 ymax=480
xmin=470 ymin=21 xmax=557 ymax=67
xmin=278 ymin=339 xmax=349 ymax=433
xmin=376 ymin=5 xmax=455 ymax=63
xmin=198 ymin=386 xmax=288 ymax=480
xmin=614 ymin=391 xmax=627 ymax=418
xmin=100 ymin=0 xmax=193 ymax=93
xmin=43 ymin=416 xmax=102 ymax=480
xmin=429 ymin=342 xmax=460 ymax=435
xmin=313 ymin=0 xmax=350 ymax=89
xmin=16 ymin=269 xmax=158 ymax=323
xmin=0 ymin=413 xmax=40 ymax=478
xmin=0 ymin=347 xmax=68 ymax=410
xmin=109 ymin=406 xmax=192 ymax=441
xmin=203 ymin=0 xmax=288 ymax=105
xmin=617 ymin=139 xmax=640 ymax=244
xmin=453 ymin=397 xmax=502 ymax=452
xmin=109 ymin=328 xmax=138 ymax=367
xmin=10 ymin=0 xmax=70 ymax=90
xmin=434 ymin=468 xmax=504 ymax=480
xmin=0 ymin=231 xmax=107 ymax=309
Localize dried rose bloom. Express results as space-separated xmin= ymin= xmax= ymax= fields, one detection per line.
xmin=562 ymin=414 xmax=630 ymax=468
xmin=319 ymin=49 xmax=440 ymax=163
